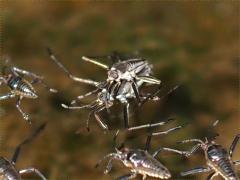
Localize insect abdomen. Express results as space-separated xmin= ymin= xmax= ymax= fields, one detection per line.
xmin=128 ymin=151 xmax=171 ymax=179
xmin=8 ymin=77 xmax=37 ymax=98
xmin=217 ymin=158 xmax=238 ymax=180
xmin=207 ymin=145 xmax=238 ymax=180
xmin=140 ymin=158 xmax=171 ymax=179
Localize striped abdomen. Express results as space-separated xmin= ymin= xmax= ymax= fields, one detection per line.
xmin=124 ymin=150 xmax=171 ymax=179
xmin=7 ymin=76 xmax=37 ymax=98
xmin=207 ymin=145 xmax=238 ymax=180
xmin=0 ymin=157 xmax=20 ymax=180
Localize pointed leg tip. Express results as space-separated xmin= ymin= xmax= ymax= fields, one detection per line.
xmin=71 ymin=100 xmax=76 ymax=105
xmin=50 ymin=88 xmax=58 ymax=93
xmin=61 ymin=104 xmax=68 ymax=108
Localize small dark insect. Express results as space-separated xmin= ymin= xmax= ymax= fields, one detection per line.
xmin=179 ymin=121 xmax=240 ymax=180
xmin=47 ymin=49 xmax=167 ymax=131
xmin=0 ymin=123 xmax=47 ymax=180
xmin=0 ymin=62 xmax=57 ymax=122
xmin=95 ymin=121 xmax=183 ymax=179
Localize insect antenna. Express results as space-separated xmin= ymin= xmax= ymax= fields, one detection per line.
xmin=82 ymin=56 xmax=109 ymax=70
xmin=47 ymin=48 xmax=99 ymax=86
xmin=86 ymin=51 xmax=140 ymax=64
xmin=11 ymin=123 xmax=47 ymax=164
xmin=205 ymin=120 xmax=220 ymax=142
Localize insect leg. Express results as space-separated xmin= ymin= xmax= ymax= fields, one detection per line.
xmin=61 ymin=103 xmax=91 ymax=109
xmin=71 ymin=88 xmax=99 ymax=104
xmin=136 ymin=75 xmax=161 ymax=85
xmin=142 ymin=174 xmax=147 ymax=180
xmin=178 ymin=139 xmax=204 ymax=144
xmin=233 ymin=160 xmax=240 ymax=166
xmin=19 ymin=167 xmax=47 ymax=180
xmin=0 ymin=92 xmax=16 ymax=100
xmin=145 ymin=134 xmax=152 ymax=151
xmin=139 ymin=84 xmax=162 ymax=106
xmin=82 ymin=56 xmax=109 ymax=70
xmin=30 ymin=77 xmax=57 ymax=93
xmin=151 ymin=125 xmax=182 ymax=136
xmin=152 ymin=147 xmax=188 ymax=158
xmin=207 ymin=172 xmax=218 ymax=180
xmin=16 ymin=96 xmax=30 ymax=121
xmin=123 ymin=103 xmax=130 ymax=129
xmin=12 ymin=67 xmax=57 ymax=93
xmin=47 ymin=48 xmax=99 ymax=86
xmin=12 ymin=67 xmax=42 ymax=79
xmin=127 ymin=118 xmax=175 ymax=131
xmin=94 ymin=107 xmax=109 ymax=131
xmin=85 ymin=51 xmax=123 ymax=63
xmin=85 ymin=103 xmax=109 ymax=132
xmin=95 ymin=153 xmax=118 ymax=168
xmin=117 ymin=173 xmax=137 ymax=180
xmin=11 ymin=123 xmax=46 ymax=164
xmin=131 ymin=80 xmax=140 ymax=103
xmin=180 ymin=166 xmax=211 ymax=176
xmin=184 ymin=144 xmax=201 ymax=157
xmin=104 ymin=158 xmax=113 ymax=174
xmin=139 ymin=85 xmax=179 ymax=106
xmin=229 ymin=134 xmax=240 ymax=157
xmin=0 ymin=76 xmax=5 ymax=85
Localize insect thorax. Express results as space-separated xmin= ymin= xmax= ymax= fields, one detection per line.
xmin=108 ymin=59 xmax=152 ymax=81
xmin=0 ymin=157 xmax=20 ymax=180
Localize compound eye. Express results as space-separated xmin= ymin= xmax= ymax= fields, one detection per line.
xmin=108 ymin=70 xmax=119 ymax=79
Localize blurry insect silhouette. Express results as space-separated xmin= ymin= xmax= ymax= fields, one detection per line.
xmin=179 ymin=120 xmax=240 ymax=180
xmin=0 ymin=62 xmax=57 ymax=121
xmin=95 ymin=120 xmax=183 ymax=179
xmin=0 ymin=123 xmax=47 ymax=180
xmin=47 ymin=49 xmax=163 ymax=131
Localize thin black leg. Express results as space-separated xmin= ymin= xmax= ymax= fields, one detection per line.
xmin=229 ymin=134 xmax=240 ymax=157
xmin=180 ymin=166 xmax=211 ymax=176
xmin=145 ymin=134 xmax=152 ymax=152
xmin=123 ymin=103 xmax=129 ymax=129
xmin=207 ymin=172 xmax=217 ymax=180
xmin=139 ymin=84 xmax=162 ymax=106
xmin=131 ymin=80 xmax=140 ymax=103
xmin=11 ymin=123 xmax=46 ymax=164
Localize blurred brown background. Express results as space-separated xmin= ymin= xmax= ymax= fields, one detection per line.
xmin=0 ymin=1 xmax=239 ymax=179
